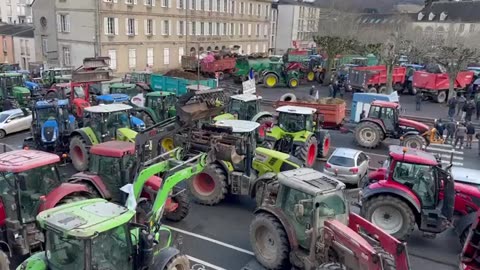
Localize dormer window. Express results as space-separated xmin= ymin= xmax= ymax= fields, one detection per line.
xmin=440 ymin=12 xmax=447 ymax=21
xmin=429 ymin=12 xmax=435 ymax=21
xmin=418 ymin=12 xmax=424 ymax=20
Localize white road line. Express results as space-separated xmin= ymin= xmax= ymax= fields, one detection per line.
xmin=426 ymin=147 xmax=464 ymax=155
xmin=438 ymin=154 xmax=464 ymax=160
xmin=188 ymin=255 xmax=227 ymax=270
xmin=441 ymin=160 xmax=464 ymax=166
xmin=166 ymin=225 xmax=255 ymax=256
xmin=427 ymin=143 xmax=456 ymax=149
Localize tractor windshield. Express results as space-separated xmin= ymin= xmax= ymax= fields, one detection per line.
xmin=37 ymin=107 xmax=58 ymax=122
xmin=89 ymin=155 xmax=127 ymax=202
xmin=53 ymin=69 xmax=71 ymax=77
xmin=278 ymin=112 xmax=312 ymax=133
xmin=91 ymin=225 xmax=131 ymax=270
xmin=105 ymin=111 xmax=131 ymax=133
xmin=229 ymin=99 xmax=257 ymax=120
xmin=46 ymin=230 xmax=85 ymax=269
xmin=73 ymin=86 xmax=86 ymax=99
xmin=229 ymin=99 xmax=243 ymax=118
xmin=393 ymin=162 xmax=437 ymax=208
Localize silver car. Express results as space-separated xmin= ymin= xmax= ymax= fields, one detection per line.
xmin=0 ymin=109 xmax=32 ymax=139
xmin=324 ymin=148 xmax=369 ymax=185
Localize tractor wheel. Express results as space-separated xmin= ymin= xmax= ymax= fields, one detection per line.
xmin=361 ymin=195 xmax=416 ymax=241
xmin=279 ymin=93 xmax=297 ymax=102
xmin=160 ymin=137 xmax=175 ymax=154
xmin=257 ymin=116 xmax=274 ymax=139
xmin=287 ymin=78 xmax=299 ymax=88
xmin=318 ymin=263 xmax=346 ymax=270
xmin=435 ymin=91 xmax=447 ymax=103
xmin=295 ymin=136 xmax=318 ymax=167
xmin=69 ymin=136 xmax=90 ymax=171
xmin=164 ymin=187 xmax=190 ymax=222
xmin=160 ymin=254 xmax=190 ymax=270
xmin=0 ymin=130 xmax=5 ymax=139
xmin=188 ymin=163 xmax=228 ymax=205
xmin=264 ymin=74 xmax=278 ymax=88
xmin=368 ymin=87 xmax=377 ymax=93
xmin=217 ymin=71 xmax=225 ymax=80
xmin=402 ymin=135 xmax=426 ymax=150
xmin=374 ymin=247 xmax=396 ymax=270
xmin=250 ymin=213 xmax=290 ymax=270
xmin=306 ymin=71 xmax=315 ymax=82
xmin=354 ymin=121 xmax=383 ymax=148
xmin=317 ymin=131 xmax=331 ymax=158
xmin=378 ymin=86 xmax=387 ymax=94
xmin=0 ymin=251 xmax=9 ymax=270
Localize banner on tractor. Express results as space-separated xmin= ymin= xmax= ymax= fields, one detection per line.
xmin=242 ymin=78 xmax=256 ymax=95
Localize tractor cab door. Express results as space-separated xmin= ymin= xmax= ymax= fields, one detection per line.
xmin=379 ymin=107 xmax=396 ymax=134
xmin=281 ymin=187 xmax=314 ymax=249
xmin=91 ymin=225 xmax=132 ymax=270
xmin=244 ymin=101 xmax=257 ymax=120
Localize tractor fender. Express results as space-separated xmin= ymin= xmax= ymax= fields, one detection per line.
xmin=217 ymin=160 xmax=233 ymax=184
xmin=254 ymin=206 xmax=299 ymax=250
xmin=69 ymin=172 xmax=112 ymax=200
xmin=249 ymin=172 xmax=277 ymax=198
xmin=266 ymin=126 xmax=284 ymax=142
xmin=252 ymin=111 xmax=273 ymax=123
xmin=293 ymin=131 xmax=315 ymax=145
xmin=135 ymin=107 xmax=158 ymax=122
xmin=402 ymin=130 xmax=421 ymax=137
xmin=117 ymin=127 xmax=138 ymax=143
xmin=70 ymin=128 xmax=96 ymax=145
xmin=359 ymin=118 xmax=387 ymax=135
xmin=454 ymin=211 xmax=477 ymax=237
xmin=153 ymin=247 xmax=180 ymax=269
xmin=262 ymin=71 xmax=279 ymax=80
xmin=361 ymin=184 xmax=422 ymax=215
xmin=38 ymin=183 xmax=92 ymax=212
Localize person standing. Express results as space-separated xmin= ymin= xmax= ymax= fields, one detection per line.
xmin=465 ymin=98 xmax=476 ymax=122
xmin=454 ymin=122 xmax=467 ymax=149
xmin=466 ymin=121 xmax=476 ymax=149
xmin=448 ymin=95 xmax=457 ymax=118
xmin=309 ymin=85 xmax=316 ymax=96
xmin=458 ymin=94 xmax=467 ymax=117
xmin=446 ymin=119 xmax=456 ymax=143
xmin=332 ymin=80 xmax=339 ymax=98
xmin=416 ymin=91 xmax=423 ymax=111
xmin=328 ymin=82 xmax=334 ymax=97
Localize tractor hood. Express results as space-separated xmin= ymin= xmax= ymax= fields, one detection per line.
xmin=398 ymin=117 xmax=429 ymax=133
xmin=42 ymin=118 xmax=59 ymax=143
xmin=96 ymin=94 xmax=130 ymax=104
xmin=130 ymin=116 xmax=146 ymax=131
xmin=116 ymin=127 xmax=138 ymax=143
xmin=25 ymin=81 xmax=40 ymax=92
xmin=213 ymin=113 xmax=235 ymax=122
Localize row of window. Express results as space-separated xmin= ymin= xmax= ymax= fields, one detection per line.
xmin=104 ymin=17 xmax=269 ymax=37
xmin=104 ymin=0 xmax=270 ymax=17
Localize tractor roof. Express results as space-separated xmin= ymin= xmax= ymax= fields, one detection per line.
xmin=452 ymin=167 xmax=480 ymax=186
xmin=53 ymin=82 xmax=71 ymax=88
xmin=278 ymin=168 xmax=345 ymax=196
xmin=231 ymin=94 xmax=262 ymax=102
xmin=388 ymin=145 xmax=438 ymax=166
xmin=371 ymin=100 xmax=399 ymax=109
xmin=90 ymin=141 xmax=135 ymax=158
xmin=146 ymin=91 xmax=175 ymax=97
xmin=0 ymin=150 xmax=60 ymax=173
xmin=110 ymin=83 xmax=136 ymax=88
xmin=0 ymin=73 xmax=22 ymax=77
xmin=214 ymin=120 xmax=260 ymax=132
xmin=35 ymin=99 xmax=69 ymax=108
xmin=37 ymin=199 xmax=134 ymax=239
xmin=95 ymin=94 xmax=129 ymax=102
xmin=276 ymin=105 xmax=316 ymax=115
xmin=84 ymin=103 xmax=132 ymax=113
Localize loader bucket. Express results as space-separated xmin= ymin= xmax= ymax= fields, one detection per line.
xmin=176 ymin=89 xmax=227 ymax=124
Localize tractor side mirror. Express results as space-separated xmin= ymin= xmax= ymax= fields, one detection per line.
xmin=294 ymin=204 xmax=305 ymax=218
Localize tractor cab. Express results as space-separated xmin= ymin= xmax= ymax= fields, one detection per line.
xmin=360 ymin=145 xmax=455 ymax=240
xmin=41 ymin=67 xmax=72 ymax=87
xmin=83 ymin=104 xmax=138 ymax=142
xmin=0 ymin=73 xmax=31 ymax=107
xmin=215 ymin=94 xmax=262 ymax=121
xmin=109 ymin=83 xmax=140 ymax=98
xmin=275 ymin=105 xmax=316 ymax=133
xmin=366 ymin=101 xmax=401 ymax=135
xmin=144 ymin=92 xmax=177 ymax=120
xmin=351 ymin=57 xmax=368 ymax=67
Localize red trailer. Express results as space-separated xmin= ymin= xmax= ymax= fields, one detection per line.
xmin=412 ymin=70 xmax=474 ymax=103
xmin=200 ymin=57 xmax=236 ymax=80
xmin=348 ymin=65 xmax=407 ymax=93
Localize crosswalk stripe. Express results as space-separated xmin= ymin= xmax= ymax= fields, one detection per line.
xmin=426 ymin=146 xmax=464 ymax=155
xmin=429 ymin=143 xmax=457 ymax=149
xmin=438 ymin=154 xmax=464 ymax=160
xmin=441 ymin=160 xmax=464 ymax=166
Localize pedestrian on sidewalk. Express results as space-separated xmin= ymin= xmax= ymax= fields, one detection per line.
xmin=475 ymin=92 xmax=480 ymax=120
xmin=457 ymin=94 xmax=467 ymax=117
xmin=466 ymin=121 xmax=476 ymax=149
xmin=448 ymin=96 xmax=457 ymax=118
xmin=446 ymin=119 xmax=457 ymax=143
xmin=415 ymin=91 xmax=423 ymax=111
xmin=465 ymin=98 xmax=476 ymax=122
xmin=454 ymin=122 xmax=467 ymax=149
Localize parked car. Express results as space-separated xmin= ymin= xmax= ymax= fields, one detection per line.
xmin=0 ymin=108 xmax=32 ymax=138
xmin=324 ymin=147 xmax=369 ymax=185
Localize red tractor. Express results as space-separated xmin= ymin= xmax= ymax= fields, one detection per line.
xmin=359 ymin=145 xmax=457 ymax=240
xmin=460 ymin=210 xmax=480 ymax=270
xmin=0 ymin=149 xmax=96 ymax=259
xmin=354 ymin=100 xmax=439 ymax=149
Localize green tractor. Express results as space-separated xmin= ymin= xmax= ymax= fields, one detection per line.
xmin=232 ymin=56 xmax=272 ymax=84
xmin=177 ymin=120 xmax=303 ymax=206
xmin=134 ymin=91 xmax=177 ymax=127
xmin=262 ymin=49 xmax=316 ymax=88
xmin=264 ymin=105 xmax=331 ymax=168
xmin=109 ymin=82 xmax=143 ymax=98
xmin=15 ymin=149 xmax=210 ymax=270
xmin=0 ymin=73 xmax=31 ymax=109
xmin=69 ymin=103 xmax=139 ymax=171
xmin=40 ymin=67 xmax=72 ymax=88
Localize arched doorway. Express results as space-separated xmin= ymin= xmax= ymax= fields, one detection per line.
xmin=221 ymin=45 xmax=226 ymax=50
xmin=207 ymin=46 xmax=212 ymax=51
xmin=199 ymin=47 xmax=205 ymax=53
xmin=190 ymin=47 xmax=196 ymax=56
xmin=214 ymin=46 xmax=219 ymax=50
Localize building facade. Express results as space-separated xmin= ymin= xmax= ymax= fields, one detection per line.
xmin=0 ymin=24 xmax=35 ymax=68
xmin=33 ymin=0 xmax=272 ymax=74
xmin=272 ymin=0 xmax=320 ymax=55
xmin=0 ymin=0 xmax=32 ymax=24
xmin=0 ymin=34 xmax=14 ymax=64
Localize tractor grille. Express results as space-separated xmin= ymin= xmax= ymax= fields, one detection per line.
xmin=43 ymin=127 xmax=55 ymax=142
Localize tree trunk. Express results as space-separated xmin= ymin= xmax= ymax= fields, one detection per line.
xmin=448 ymin=75 xmax=456 ymax=100
xmin=324 ymin=54 xmax=334 ymax=85
xmin=386 ymin=63 xmax=394 ymax=94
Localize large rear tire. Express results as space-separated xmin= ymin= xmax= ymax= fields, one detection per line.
xmin=188 ymin=163 xmax=228 ymax=205
xmin=164 ymin=187 xmax=190 ymax=222
xmin=0 ymin=251 xmax=9 ymax=270
xmin=374 ymin=247 xmax=396 ymax=270
xmin=368 ymin=87 xmax=377 ymax=93
xmin=162 ymin=254 xmax=190 ymax=270
xmin=378 ymin=86 xmax=387 ymax=94
xmin=295 ymin=136 xmax=318 ymax=168
xmin=435 ymin=91 xmax=447 ymax=103
xmin=69 ymin=135 xmax=89 ymax=171
xmin=361 ymin=195 xmax=416 ymax=241
xmin=402 ymin=135 xmax=426 ymax=150
xmin=318 ymin=263 xmax=346 ymax=270
xmin=264 ymin=74 xmax=278 ymax=88
xmin=250 ymin=213 xmax=290 ymax=270
xmin=279 ymin=93 xmax=297 ymax=102
xmin=317 ymin=131 xmax=331 ymax=158
xmin=287 ymin=78 xmax=299 ymax=88
xmin=355 ymin=121 xmax=383 ymax=148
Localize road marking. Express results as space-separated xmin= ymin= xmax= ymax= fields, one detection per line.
xmin=428 ymin=143 xmax=456 ymax=149
xmin=166 ymin=225 xmax=255 ymax=256
xmin=188 ymin=255 xmax=227 ymax=270
xmin=426 ymin=147 xmax=463 ymax=155
xmin=438 ymin=154 xmax=463 ymax=160
xmin=441 ymin=160 xmax=464 ymax=166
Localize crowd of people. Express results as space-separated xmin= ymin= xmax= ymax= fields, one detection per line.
xmin=435 ymin=119 xmax=480 ymax=154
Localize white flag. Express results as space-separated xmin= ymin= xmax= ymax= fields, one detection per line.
xmin=120 ymin=184 xmax=137 ymax=211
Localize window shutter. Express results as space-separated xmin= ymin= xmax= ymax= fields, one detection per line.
xmin=213 ymin=23 xmax=216 ymax=35
xmin=188 ymin=21 xmax=192 ymax=35
xmin=134 ymin=0 xmax=138 ymax=4
xmin=233 ymin=23 xmax=236 ymax=35
xmin=152 ymin=0 xmax=155 ymax=6
xmin=114 ymin=18 xmax=119 ymax=35
xmin=144 ymin=0 xmax=147 ymax=5
xmin=66 ymin=15 xmax=71 ymax=32
xmin=135 ymin=19 xmax=139 ymax=35
xmin=161 ymin=20 xmax=165 ymax=35
xmin=113 ymin=0 xmax=117 ymax=3
xmin=213 ymin=0 xmax=216 ymax=11
xmin=219 ymin=0 xmax=223 ymax=12
xmin=205 ymin=0 xmax=209 ymax=10
xmin=168 ymin=0 xmax=171 ymax=8
xmin=168 ymin=20 xmax=172 ymax=35
xmin=144 ymin=20 xmax=148 ymax=35
xmin=104 ymin=18 xmax=108 ymax=35
xmin=57 ymin=14 xmax=61 ymax=32
xmin=196 ymin=22 xmax=200 ymax=35
xmin=196 ymin=0 xmax=200 ymax=10
xmin=183 ymin=21 xmax=186 ymax=35
xmin=125 ymin=18 xmax=129 ymax=34
xmin=176 ymin=0 xmax=180 ymax=8
xmin=153 ymin=19 xmax=156 ymax=35
xmin=177 ymin=21 xmax=180 ymax=35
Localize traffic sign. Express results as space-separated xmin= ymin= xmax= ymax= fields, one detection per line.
xmin=242 ymin=78 xmax=256 ymax=95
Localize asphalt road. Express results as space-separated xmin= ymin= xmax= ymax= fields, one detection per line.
xmin=3 ymin=81 xmax=475 ymax=269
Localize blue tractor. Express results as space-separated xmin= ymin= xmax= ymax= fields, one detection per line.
xmin=94 ymin=93 xmax=146 ymax=131
xmin=23 ymin=99 xmax=76 ymax=156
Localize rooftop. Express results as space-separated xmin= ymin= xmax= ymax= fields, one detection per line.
xmin=278 ymin=168 xmax=345 ymax=196
xmin=214 ymin=120 xmax=260 ymax=133
xmin=389 ymin=145 xmax=438 ymax=166
xmin=37 ymin=199 xmax=134 ymax=239
xmin=0 ymin=150 xmax=60 ymax=173
xmin=84 ymin=103 xmax=132 ymax=113
xmin=0 ymin=24 xmax=34 ymax=38
xmin=231 ymin=94 xmax=261 ymax=102
xmin=416 ymin=1 xmax=480 ymax=23
xmin=371 ymin=100 xmax=400 ymax=109
xmin=276 ymin=105 xmax=316 ymax=115
xmin=90 ymin=141 xmax=135 ymax=158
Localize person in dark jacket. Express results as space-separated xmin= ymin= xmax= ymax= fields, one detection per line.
xmin=464 ymin=98 xmax=476 ymax=122
xmin=448 ymin=96 xmax=457 ymax=118
xmin=455 ymin=122 xmax=467 ymax=149
xmin=458 ymin=94 xmax=467 ymax=117
xmin=445 ymin=119 xmax=456 ymax=143
xmin=466 ymin=121 xmax=476 ymax=149
xmin=435 ymin=119 xmax=445 ymax=138
xmin=416 ymin=91 xmax=423 ymax=111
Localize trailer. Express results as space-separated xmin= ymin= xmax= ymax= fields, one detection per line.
xmin=348 ymin=65 xmax=407 ymax=94
xmin=200 ymin=57 xmax=236 ymax=79
xmin=412 ymin=70 xmax=474 ymax=103
xmin=150 ymin=74 xmax=217 ymax=96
